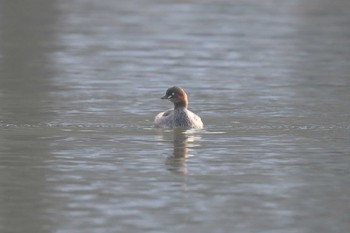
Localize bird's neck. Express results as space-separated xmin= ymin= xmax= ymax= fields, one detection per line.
xmin=174 ymin=96 xmax=188 ymax=109
xmin=174 ymin=102 xmax=187 ymax=109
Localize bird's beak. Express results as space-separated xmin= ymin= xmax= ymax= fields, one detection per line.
xmin=161 ymin=95 xmax=168 ymax=99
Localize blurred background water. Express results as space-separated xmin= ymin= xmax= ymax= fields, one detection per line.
xmin=0 ymin=0 xmax=349 ymax=232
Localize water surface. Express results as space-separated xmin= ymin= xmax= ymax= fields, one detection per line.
xmin=0 ymin=0 xmax=349 ymax=233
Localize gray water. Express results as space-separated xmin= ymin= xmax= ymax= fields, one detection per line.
xmin=0 ymin=0 xmax=350 ymax=233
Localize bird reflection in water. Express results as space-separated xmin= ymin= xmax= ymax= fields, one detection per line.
xmin=164 ymin=129 xmax=202 ymax=175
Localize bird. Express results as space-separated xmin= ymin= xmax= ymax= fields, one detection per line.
xmin=154 ymin=86 xmax=203 ymax=129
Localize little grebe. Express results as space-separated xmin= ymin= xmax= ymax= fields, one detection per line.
xmin=154 ymin=86 xmax=203 ymax=129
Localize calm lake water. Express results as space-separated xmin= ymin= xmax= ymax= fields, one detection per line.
xmin=0 ymin=0 xmax=350 ymax=232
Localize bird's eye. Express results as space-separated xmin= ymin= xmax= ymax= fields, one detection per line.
xmin=168 ymin=92 xmax=175 ymax=99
